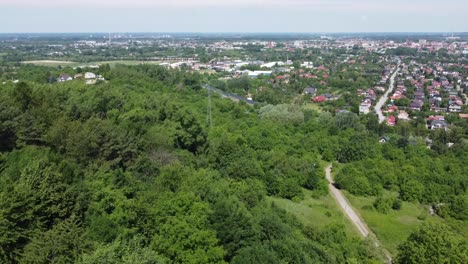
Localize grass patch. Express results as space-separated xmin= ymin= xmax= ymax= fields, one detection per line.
xmin=22 ymin=60 xmax=80 ymax=67
xmin=21 ymin=60 xmax=164 ymax=68
xmin=94 ymin=60 xmax=163 ymax=67
xmin=303 ymin=103 xmax=323 ymax=112
xmin=268 ymin=189 xmax=359 ymax=237
xmin=343 ymin=191 xmax=457 ymax=255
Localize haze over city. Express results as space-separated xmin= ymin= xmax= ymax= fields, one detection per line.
xmin=1 ymin=0 xmax=467 ymax=33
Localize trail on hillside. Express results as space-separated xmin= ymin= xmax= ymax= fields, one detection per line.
xmin=325 ymin=165 xmax=393 ymax=263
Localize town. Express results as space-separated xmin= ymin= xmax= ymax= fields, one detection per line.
xmin=2 ymin=33 xmax=467 ymax=132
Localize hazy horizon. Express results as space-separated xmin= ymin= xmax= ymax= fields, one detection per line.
xmin=2 ymin=31 xmax=467 ymax=35
xmin=1 ymin=0 xmax=467 ymax=33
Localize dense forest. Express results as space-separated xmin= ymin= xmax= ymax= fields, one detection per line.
xmin=0 ymin=64 xmax=466 ymax=263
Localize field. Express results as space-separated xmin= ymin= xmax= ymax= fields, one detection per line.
xmin=92 ymin=60 xmax=163 ymax=67
xmin=22 ymin=60 xmax=80 ymax=67
xmin=22 ymin=60 xmax=164 ymax=68
xmin=268 ymin=189 xmax=359 ymax=237
xmin=342 ymin=191 xmax=465 ymax=255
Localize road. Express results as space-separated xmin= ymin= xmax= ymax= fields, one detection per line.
xmin=375 ymin=67 xmax=400 ymax=123
xmin=325 ymin=165 xmax=393 ymax=263
xmin=458 ymin=85 xmax=468 ymax=105
xmin=203 ymin=84 xmax=256 ymax=105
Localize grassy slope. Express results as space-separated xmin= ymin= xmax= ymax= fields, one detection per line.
xmin=273 ymin=162 xmax=467 ymax=258
xmin=343 ymin=191 xmax=467 ymax=255
xmin=268 ymin=189 xmax=359 ymax=237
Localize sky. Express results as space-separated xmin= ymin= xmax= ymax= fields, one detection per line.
xmin=0 ymin=0 xmax=466 ymax=33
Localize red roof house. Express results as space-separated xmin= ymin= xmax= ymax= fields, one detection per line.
xmin=313 ymin=95 xmax=327 ymax=103
xmin=386 ymin=116 xmax=396 ymax=126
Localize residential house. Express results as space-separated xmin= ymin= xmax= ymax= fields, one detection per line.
xmin=323 ymin=93 xmax=334 ymax=101
xmin=359 ymin=101 xmax=371 ymax=114
xmin=430 ymin=120 xmax=448 ymax=130
xmin=386 ymin=115 xmax=396 ymax=126
xmin=410 ymin=101 xmax=423 ymax=111
xmin=386 ymin=105 xmax=398 ymax=113
xmin=379 ymin=136 xmax=390 ymax=144
xmin=313 ymin=95 xmax=327 ymax=103
xmin=58 ymin=74 xmax=73 ymax=82
xmin=84 ymin=72 xmax=96 ymax=79
xmin=303 ymin=87 xmax=317 ymax=96
xmin=449 ymin=105 xmax=462 ymax=113
xmin=427 ymin=115 xmax=445 ymax=121
xmin=398 ymin=110 xmax=410 ymax=121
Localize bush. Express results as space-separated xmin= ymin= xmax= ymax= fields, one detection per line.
xmin=392 ymin=198 xmax=402 ymax=210
xmin=373 ymin=196 xmax=393 ymax=214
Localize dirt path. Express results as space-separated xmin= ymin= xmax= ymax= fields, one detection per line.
xmin=325 ymin=165 xmax=393 ymax=263
xmin=325 ymin=165 xmax=370 ymax=237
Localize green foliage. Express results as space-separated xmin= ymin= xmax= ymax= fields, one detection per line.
xmin=392 ymin=198 xmax=403 ymax=210
xmin=12 ymin=81 xmax=34 ymax=111
xmin=174 ymin=110 xmax=207 ymax=153
xmin=0 ymin=146 xmax=85 ymax=263
xmin=373 ymin=196 xmax=394 ymax=214
xmin=399 ymin=179 xmax=425 ymax=202
xmin=210 ymin=196 xmax=259 ymax=260
xmin=20 ymin=217 xmax=87 ymax=264
xmin=0 ymin=63 xmax=465 ymax=263
xmin=396 ymin=223 xmax=468 ymax=264
xmin=335 ymin=164 xmax=382 ymax=196
xmin=259 ymin=104 xmax=305 ymax=125
xmin=151 ymin=192 xmax=226 ymax=264
xmin=79 ymin=235 xmax=166 ymax=264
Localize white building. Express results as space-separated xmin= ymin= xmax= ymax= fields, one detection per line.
xmin=261 ymin=61 xmax=284 ymax=68
xmin=84 ymin=72 xmax=96 ymax=79
xmin=247 ymin=70 xmax=272 ymax=78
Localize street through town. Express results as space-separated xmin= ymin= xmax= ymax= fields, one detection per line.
xmin=375 ymin=67 xmax=400 ymax=123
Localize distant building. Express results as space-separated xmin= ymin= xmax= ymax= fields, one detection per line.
xmin=260 ymin=62 xmax=284 ymax=68
xmin=58 ymin=74 xmax=72 ymax=82
xmin=323 ymin=93 xmax=334 ymax=100
xmin=410 ymin=101 xmax=423 ymax=111
xmin=247 ymin=70 xmax=272 ymax=78
xmin=449 ymin=105 xmax=462 ymax=113
xmin=359 ymin=104 xmax=371 ymax=114
xmin=430 ymin=120 xmax=448 ymax=130
xmin=386 ymin=116 xmax=396 ymax=126
xmin=313 ymin=95 xmax=327 ymax=103
xmin=398 ymin=110 xmax=410 ymax=121
xmin=379 ymin=136 xmax=390 ymax=144
xmin=303 ymin=87 xmax=317 ymax=96
xmin=387 ymin=116 xmax=396 ymax=126
xmin=84 ymin=72 xmax=96 ymax=79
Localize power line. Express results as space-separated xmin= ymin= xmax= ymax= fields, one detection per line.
xmin=207 ymin=88 xmax=212 ymax=128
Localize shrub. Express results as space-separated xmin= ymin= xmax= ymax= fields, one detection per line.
xmin=373 ymin=196 xmax=394 ymax=214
